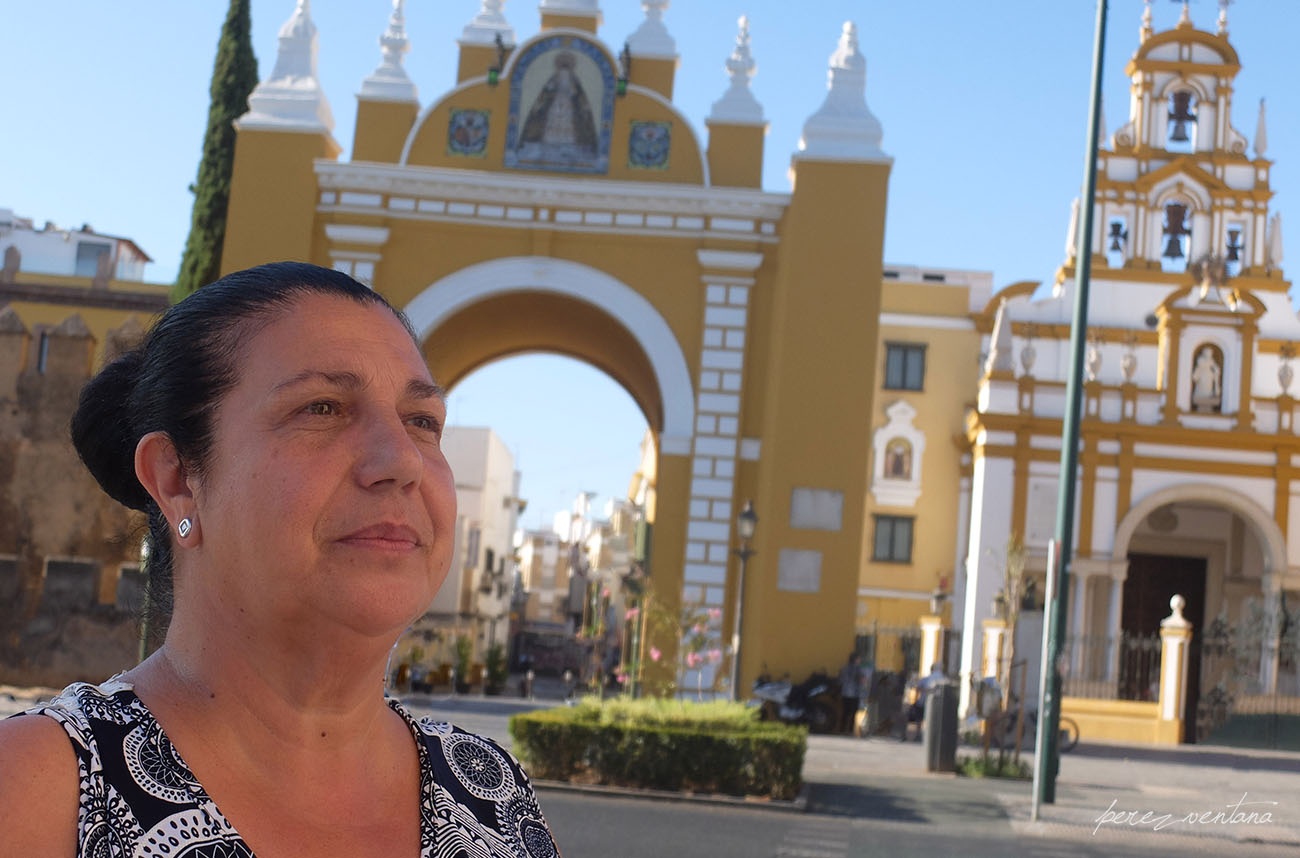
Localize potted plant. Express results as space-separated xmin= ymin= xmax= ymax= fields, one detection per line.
xmin=453 ymin=635 xmax=473 ymax=694
xmin=484 ymin=643 xmax=508 ymax=695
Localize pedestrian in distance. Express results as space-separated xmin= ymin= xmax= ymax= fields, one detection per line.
xmin=837 ymin=652 xmax=866 ymax=734
xmin=0 ymin=263 xmax=561 ymax=858
xmin=904 ymin=662 xmax=948 ymax=740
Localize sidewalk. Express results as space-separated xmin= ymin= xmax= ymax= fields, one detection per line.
xmin=804 ymin=733 xmax=1300 ymax=851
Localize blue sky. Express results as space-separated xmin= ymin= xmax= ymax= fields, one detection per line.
xmin=6 ymin=1 xmax=1297 ymax=529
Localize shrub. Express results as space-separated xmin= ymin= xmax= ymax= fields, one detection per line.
xmin=955 ymin=754 xmax=1032 ymax=779
xmin=509 ymin=697 xmax=806 ymax=800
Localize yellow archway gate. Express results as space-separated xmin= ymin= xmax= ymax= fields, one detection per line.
xmin=219 ymin=3 xmax=893 ymax=695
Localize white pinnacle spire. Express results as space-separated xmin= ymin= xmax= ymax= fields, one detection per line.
xmin=1065 ymin=197 xmax=1080 ymax=258
xmin=1255 ymin=97 xmax=1268 ymax=158
xmin=985 ymin=299 xmax=1015 ymax=377
xmin=1268 ymin=212 xmax=1284 ymax=270
xmin=1178 ymin=1 xmax=1191 ymax=27
xmin=360 ymin=0 xmax=417 ymax=102
xmin=627 ymin=0 xmax=676 ymax=59
xmin=462 ymin=0 xmax=515 ymax=46
xmin=1140 ymin=0 xmax=1153 ymax=41
xmin=1217 ymin=0 xmax=1231 ymax=36
xmin=707 ymin=16 xmax=763 ymax=125
xmin=796 ymin=22 xmax=888 ymax=163
xmin=239 ymin=0 xmax=334 ymax=132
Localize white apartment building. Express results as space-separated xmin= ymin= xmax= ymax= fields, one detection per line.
xmin=0 ymin=208 xmax=151 ymax=281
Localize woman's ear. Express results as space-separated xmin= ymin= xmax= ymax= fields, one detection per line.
xmin=135 ymin=431 xmax=197 ymax=539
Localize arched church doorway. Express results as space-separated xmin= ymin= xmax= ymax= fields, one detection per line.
xmin=1113 ymin=486 xmax=1287 ymax=743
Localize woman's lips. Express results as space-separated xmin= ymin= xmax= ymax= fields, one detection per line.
xmin=338 ymin=523 xmax=422 ymax=550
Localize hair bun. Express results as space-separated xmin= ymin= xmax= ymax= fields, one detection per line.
xmin=70 ymin=348 xmax=153 ymax=512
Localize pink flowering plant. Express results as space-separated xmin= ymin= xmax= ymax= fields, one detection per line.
xmin=628 ymin=585 xmax=732 ymax=699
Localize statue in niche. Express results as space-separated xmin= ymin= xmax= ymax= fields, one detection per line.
xmin=1190 ymin=345 xmax=1223 ymax=412
xmin=518 ymin=52 xmax=598 ymax=164
xmin=884 ymin=438 xmax=912 ymax=480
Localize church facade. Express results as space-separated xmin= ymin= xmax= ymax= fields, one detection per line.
xmin=951 ymin=7 xmax=1298 ymax=723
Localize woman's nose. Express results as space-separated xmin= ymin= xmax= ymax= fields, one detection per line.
xmin=353 ymin=409 xmax=424 ymax=490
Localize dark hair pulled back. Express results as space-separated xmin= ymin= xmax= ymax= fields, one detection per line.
xmin=71 ymin=262 xmax=415 ymax=634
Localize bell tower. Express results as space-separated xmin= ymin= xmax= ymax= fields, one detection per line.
xmin=1084 ymin=0 xmax=1278 ymax=280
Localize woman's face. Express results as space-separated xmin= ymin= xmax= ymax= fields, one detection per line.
xmin=189 ymin=294 xmax=456 ymax=640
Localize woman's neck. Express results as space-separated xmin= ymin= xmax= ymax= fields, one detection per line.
xmin=127 ymin=612 xmax=404 ymax=779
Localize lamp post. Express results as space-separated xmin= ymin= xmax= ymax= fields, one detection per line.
xmin=730 ymin=500 xmax=758 ymax=702
xmin=1035 ymin=0 xmax=1108 ymax=818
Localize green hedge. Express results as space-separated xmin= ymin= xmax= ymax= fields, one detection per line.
xmin=508 ymin=699 xmax=806 ymax=800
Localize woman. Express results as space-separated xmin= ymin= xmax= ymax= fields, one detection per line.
xmin=0 ymin=263 xmax=561 ymax=857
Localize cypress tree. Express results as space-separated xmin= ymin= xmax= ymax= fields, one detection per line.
xmin=173 ymin=0 xmax=258 ymax=302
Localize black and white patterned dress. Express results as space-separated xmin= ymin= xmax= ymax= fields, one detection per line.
xmin=13 ymin=678 xmax=562 ymax=858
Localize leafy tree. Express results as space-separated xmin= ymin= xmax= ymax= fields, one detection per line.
xmin=173 ymin=0 xmax=258 ymax=302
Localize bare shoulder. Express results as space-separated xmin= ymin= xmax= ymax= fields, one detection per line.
xmin=0 ymin=714 xmax=80 ymax=855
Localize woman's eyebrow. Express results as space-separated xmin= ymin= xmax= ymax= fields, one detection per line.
xmin=272 ymin=369 xmax=365 ymax=394
xmin=407 ymin=379 xmax=446 ymax=402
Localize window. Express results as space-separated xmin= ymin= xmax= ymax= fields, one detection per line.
xmin=74 ymin=242 xmax=111 ymax=278
xmin=872 ymin=515 xmax=913 ymax=563
xmin=884 ymin=343 xmax=926 ymax=390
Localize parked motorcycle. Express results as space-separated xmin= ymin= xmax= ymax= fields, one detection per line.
xmin=752 ymin=671 xmax=843 ymax=733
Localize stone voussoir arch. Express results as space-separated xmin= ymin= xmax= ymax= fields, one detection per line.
xmin=1112 ymin=483 xmax=1287 ymax=580
xmin=402 ymin=256 xmax=695 ymax=454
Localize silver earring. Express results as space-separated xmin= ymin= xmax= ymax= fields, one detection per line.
xmin=178 ymin=518 xmax=192 ymax=538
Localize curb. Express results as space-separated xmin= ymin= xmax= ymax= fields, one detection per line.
xmin=532 ymin=778 xmax=810 ymax=814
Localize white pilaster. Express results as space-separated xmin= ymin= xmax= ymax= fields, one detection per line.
xmin=957 ymin=452 xmax=1015 ymax=715
xmin=1105 ymin=573 xmax=1124 ymax=681
xmin=678 ymin=249 xmax=763 ymax=697
xmin=1068 ymin=568 xmax=1088 ymax=674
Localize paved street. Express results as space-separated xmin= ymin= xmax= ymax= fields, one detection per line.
xmin=5 ymin=685 xmax=1298 ymax=857
xmin=392 ymin=690 xmax=1300 ymax=857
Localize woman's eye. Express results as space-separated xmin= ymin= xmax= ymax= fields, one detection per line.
xmin=409 ymin=414 xmax=441 ymax=434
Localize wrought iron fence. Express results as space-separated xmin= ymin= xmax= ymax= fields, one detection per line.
xmin=1194 ymin=606 xmax=1300 ymax=749
xmin=856 ymin=624 xmax=922 ymax=678
xmin=1060 ymin=632 xmax=1162 ymax=701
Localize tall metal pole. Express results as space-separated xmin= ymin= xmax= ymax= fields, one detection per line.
xmin=1035 ymin=0 xmax=1108 ymax=809
xmin=730 ymin=543 xmax=753 ymax=702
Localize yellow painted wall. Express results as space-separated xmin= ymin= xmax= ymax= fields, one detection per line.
xmin=221 ymin=129 xmax=340 ymax=275
xmin=706 ymin=123 xmax=764 ymax=189
xmin=353 ymin=99 xmax=419 ymax=164
xmin=860 ymin=280 xmax=980 ymax=625
xmin=629 ymin=58 xmax=676 ymax=101
xmin=1061 ymin=697 xmax=1182 ymax=745
xmin=738 ymin=158 xmax=891 ymax=686
xmin=457 ymin=43 xmax=509 ymax=84
xmin=4 ymin=301 xmax=161 ymax=367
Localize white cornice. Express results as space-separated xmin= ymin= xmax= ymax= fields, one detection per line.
xmin=314 ymin=161 xmax=789 ymax=220
xmin=880 ymin=312 xmax=975 ymax=331
xmin=697 ymin=249 xmax=763 ymax=272
xmin=324 ymin=224 xmax=391 ymax=245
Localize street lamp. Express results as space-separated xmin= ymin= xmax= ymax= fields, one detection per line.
xmin=730 ymin=500 xmax=758 ymax=702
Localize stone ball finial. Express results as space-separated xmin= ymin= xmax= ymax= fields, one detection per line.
xmin=1170 ymin=594 xmax=1185 ymax=617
